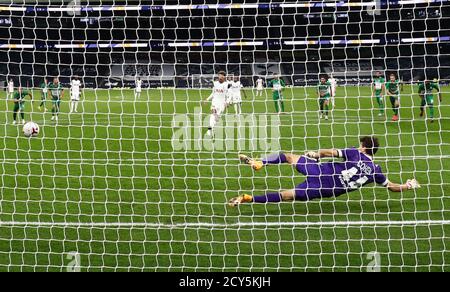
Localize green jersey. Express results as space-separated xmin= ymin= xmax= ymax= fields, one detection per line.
xmin=269 ymin=79 xmax=285 ymax=100
xmin=418 ymin=82 xmax=439 ymax=97
xmin=386 ymin=80 xmax=400 ymax=95
xmin=48 ymin=82 xmax=63 ymax=100
xmin=318 ymin=81 xmax=331 ymax=99
xmin=13 ymin=90 xmax=30 ymax=111
xmin=269 ymin=79 xmax=285 ymax=92
xmin=13 ymin=90 xmax=30 ymax=105
xmin=373 ymin=77 xmax=385 ymax=95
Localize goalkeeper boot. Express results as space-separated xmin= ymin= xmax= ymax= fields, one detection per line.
xmin=228 ymin=194 xmax=253 ymax=207
xmin=239 ymin=154 xmax=264 ymax=171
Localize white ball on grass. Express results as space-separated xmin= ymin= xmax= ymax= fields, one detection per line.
xmin=23 ymin=122 xmax=40 ymax=138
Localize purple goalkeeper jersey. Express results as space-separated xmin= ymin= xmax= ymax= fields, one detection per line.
xmin=295 ymin=148 xmax=389 ymax=200
xmin=319 ymin=148 xmax=389 ymax=195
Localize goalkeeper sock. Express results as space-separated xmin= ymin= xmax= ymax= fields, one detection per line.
xmin=262 ymin=152 xmax=287 ymax=165
xmin=325 ymin=104 xmax=329 ymax=115
xmin=429 ymin=106 xmax=434 ymax=118
xmin=320 ymin=102 xmax=324 ymax=114
xmin=280 ymin=100 xmax=285 ymax=112
xmin=20 ymin=112 xmax=24 ymax=120
xmin=253 ymin=192 xmax=282 ymax=203
xmin=13 ymin=112 xmax=17 ymax=121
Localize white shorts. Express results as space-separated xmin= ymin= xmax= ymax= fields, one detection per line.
xmin=135 ymin=89 xmax=142 ymax=94
xmin=71 ymin=94 xmax=80 ymax=101
xmin=211 ymin=102 xmax=226 ymax=116
xmin=257 ymin=86 xmax=263 ymax=91
xmin=231 ymin=95 xmax=242 ymax=104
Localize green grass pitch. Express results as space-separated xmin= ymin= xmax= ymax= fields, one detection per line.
xmin=0 ymin=85 xmax=449 ymax=271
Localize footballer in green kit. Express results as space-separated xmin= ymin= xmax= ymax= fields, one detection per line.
xmin=318 ymin=76 xmax=332 ymax=120
xmin=418 ymin=78 xmax=442 ymax=123
xmin=372 ymin=71 xmax=385 ymax=116
xmin=48 ymin=77 xmax=65 ymax=121
xmin=268 ymin=74 xmax=285 ymax=113
xmin=11 ymin=87 xmax=32 ymax=125
xmin=385 ymin=73 xmax=400 ymax=121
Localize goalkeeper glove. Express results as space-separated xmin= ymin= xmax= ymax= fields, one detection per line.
xmin=406 ymin=179 xmax=421 ymax=190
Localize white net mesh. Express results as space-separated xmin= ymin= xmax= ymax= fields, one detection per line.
xmin=0 ymin=0 xmax=449 ymax=272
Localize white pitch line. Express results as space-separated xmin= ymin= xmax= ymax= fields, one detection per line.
xmin=0 ymin=220 xmax=449 ymax=228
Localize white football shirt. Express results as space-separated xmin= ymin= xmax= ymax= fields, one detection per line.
xmin=256 ymin=79 xmax=263 ymax=89
xmin=329 ymin=78 xmax=337 ymax=89
xmin=71 ymin=80 xmax=81 ymax=97
xmin=230 ymin=81 xmax=243 ymax=96
xmin=136 ymin=79 xmax=142 ymax=92
xmin=210 ymin=80 xmax=229 ymax=106
xmin=8 ymin=81 xmax=14 ymax=93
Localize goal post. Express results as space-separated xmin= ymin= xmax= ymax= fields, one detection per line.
xmin=0 ymin=0 xmax=449 ymax=272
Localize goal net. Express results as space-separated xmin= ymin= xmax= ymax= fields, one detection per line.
xmin=0 ymin=0 xmax=449 ymax=272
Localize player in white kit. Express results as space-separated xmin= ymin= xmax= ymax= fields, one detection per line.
xmin=328 ymin=75 xmax=337 ymax=108
xmin=229 ymin=76 xmax=245 ymax=115
xmin=7 ymin=78 xmax=14 ymax=99
xmin=70 ymin=76 xmax=82 ymax=113
xmin=255 ymin=77 xmax=264 ymax=97
xmin=135 ymin=78 xmax=142 ymax=99
xmin=203 ymin=71 xmax=230 ymax=137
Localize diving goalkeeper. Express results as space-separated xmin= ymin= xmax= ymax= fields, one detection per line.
xmin=229 ymin=136 xmax=420 ymax=206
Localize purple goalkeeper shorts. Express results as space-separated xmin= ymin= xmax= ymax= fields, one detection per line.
xmin=294 ymin=156 xmax=345 ymax=201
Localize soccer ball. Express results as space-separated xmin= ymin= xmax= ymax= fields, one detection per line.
xmin=23 ymin=122 xmax=40 ymax=137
